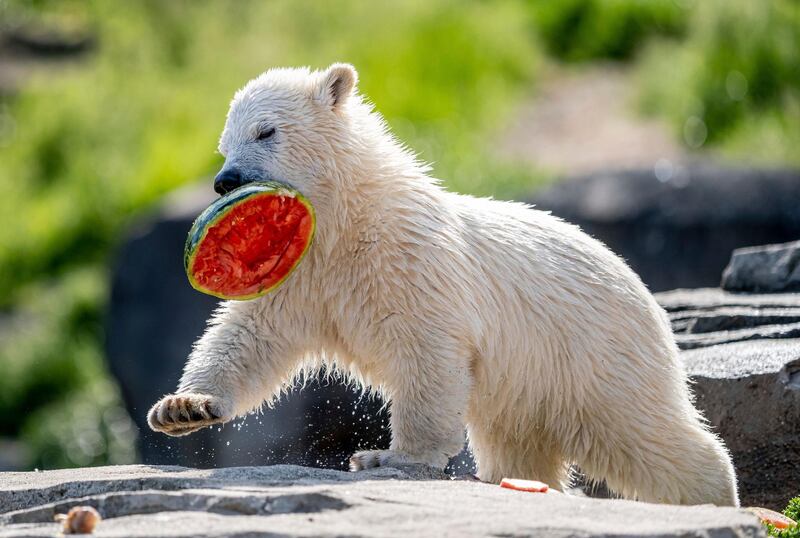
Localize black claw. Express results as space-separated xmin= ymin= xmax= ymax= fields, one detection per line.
xmin=203 ymin=401 xmax=220 ymax=419
xmin=177 ymin=407 xmax=192 ymax=422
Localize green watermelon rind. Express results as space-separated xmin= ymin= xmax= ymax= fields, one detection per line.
xmin=184 ymin=181 xmax=316 ymax=301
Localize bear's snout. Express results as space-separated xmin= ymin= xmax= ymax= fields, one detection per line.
xmin=214 ymin=167 xmax=246 ymax=195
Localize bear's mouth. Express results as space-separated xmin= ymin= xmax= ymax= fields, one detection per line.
xmin=217 ymin=175 xmax=297 ymax=197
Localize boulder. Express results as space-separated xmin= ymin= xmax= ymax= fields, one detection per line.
xmin=0 ymin=464 xmax=765 ymax=537
xmin=722 ymin=241 xmax=800 ymax=293
xmin=656 ymin=288 xmax=800 ymax=509
xmin=533 ymin=165 xmax=800 ymax=291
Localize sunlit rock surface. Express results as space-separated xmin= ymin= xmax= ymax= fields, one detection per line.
xmin=0 ymin=464 xmax=763 ymax=537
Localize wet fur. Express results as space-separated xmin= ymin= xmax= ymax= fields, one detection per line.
xmin=149 ymin=64 xmax=738 ymax=506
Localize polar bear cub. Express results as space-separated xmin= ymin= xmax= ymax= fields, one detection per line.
xmin=148 ymin=64 xmax=739 ymax=506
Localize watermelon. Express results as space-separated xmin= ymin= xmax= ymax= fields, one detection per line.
xmin=184 ymin=181 xmax=315 ymax=300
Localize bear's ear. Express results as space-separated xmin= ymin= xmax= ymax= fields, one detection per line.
xmin=314 ymin=63 xmax=358 ymax=111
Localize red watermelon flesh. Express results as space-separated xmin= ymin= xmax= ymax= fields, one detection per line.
xmin=185 ymin=182 xmax=315 ymax=300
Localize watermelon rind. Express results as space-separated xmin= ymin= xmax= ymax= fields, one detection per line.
xmin=184 ymin=181 xmax=316 ymax=300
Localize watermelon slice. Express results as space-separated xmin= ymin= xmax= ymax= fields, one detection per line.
xmin=185 ymin=181 xmax=315 ymax=300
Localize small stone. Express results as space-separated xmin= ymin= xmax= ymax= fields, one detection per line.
xmin=54 ymin=506 xmax=101 ymax=534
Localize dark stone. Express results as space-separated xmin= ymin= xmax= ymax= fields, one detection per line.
xmin=722 ymin=240 xmax=800 ymax=293
xmin=671 ymin=308 xmax=800 ymax=334
xmin=2 ymin=23 xmax=95 ymax=58
xmin=533 ymin=165 xmax=800 ymax=291
xmin=106 ymin=184 xmax=390 ymax=470
xmin=655 ymin=288 xmax=800 ymax=509
xmin=675 ymin=321 xmax=800 ymax=350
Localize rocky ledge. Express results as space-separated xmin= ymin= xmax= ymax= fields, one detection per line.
xmin=656 ymin=286 xmax=800 ymax=510
xmin=0 ymin=464 xmax=765 ymax=538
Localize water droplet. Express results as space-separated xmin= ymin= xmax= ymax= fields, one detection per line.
xmin=654 ymin=158 xmax=673 ymax=183
xmin=726 ymin=70 xmax=748 ymax=101
xmin=683 ymin=116 xmax=707 ymax=149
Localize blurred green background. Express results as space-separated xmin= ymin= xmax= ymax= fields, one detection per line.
xmin=0 ymin=0 xmax=797 ymax=470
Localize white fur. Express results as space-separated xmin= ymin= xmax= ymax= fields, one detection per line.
xmin=148 ymin=64 xmax=739 ymax=506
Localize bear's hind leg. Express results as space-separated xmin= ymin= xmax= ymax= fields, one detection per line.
xmin=576 ymin=406 xmax=739 ymax=506
xmin=468 ymin=421 xmax=570 ymax=490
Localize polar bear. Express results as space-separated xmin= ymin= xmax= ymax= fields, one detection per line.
xmin=148 ymin=63 xmax=738 ymax=506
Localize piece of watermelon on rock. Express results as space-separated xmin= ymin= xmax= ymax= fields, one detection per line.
xmin=184 ymin=181 xmax=315 ymax=300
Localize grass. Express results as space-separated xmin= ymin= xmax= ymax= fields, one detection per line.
xmin=637 ymin=0 xmax=800 ymax=162
xmin=528 ymin=0 xmax=688 ymax=62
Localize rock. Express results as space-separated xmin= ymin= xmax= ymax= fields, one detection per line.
xmin=657 ymin=288 xmax=800 ymax=311
xmin=533 ymin=165 xmax=800 ymax=291
xmin=0 ymin=464 xmax=764 ymax=538
xmin=722 ymin=241 xmax=800 ymax=293
xmin=658 ymin=288 xmax=800 ymax=350
xmin=656 ymin=288 xmax=800 ymax=509
xmin=3 ymin=24 xmax=95 ymax=58
xmin=106 ymin=183 xmax=390 ymax=469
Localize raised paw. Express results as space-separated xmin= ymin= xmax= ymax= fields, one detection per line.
xmin=147 ymin=393 xmax=229 ymax=437
xmin=349 ymin=449 xmax=448 ymax=472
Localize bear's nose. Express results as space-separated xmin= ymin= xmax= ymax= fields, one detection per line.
xmin=214 ymin=168 xmax=244 ymax=195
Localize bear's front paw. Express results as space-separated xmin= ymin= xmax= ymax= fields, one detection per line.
xmin=349 ymin=449 xmax=448 ymax=472
xmin=147 ymin=393 xmax=230 ymax=437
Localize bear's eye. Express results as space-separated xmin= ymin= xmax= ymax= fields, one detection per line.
xmin=256 ymin=127 xmax=276 ymax=141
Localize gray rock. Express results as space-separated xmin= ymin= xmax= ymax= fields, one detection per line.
xmin=659 ymin=289 xmax=800 ymax=350
xmin=658 ymin=288 xmax=800 ymax=312
xmin=655 ymin=288 xmax=800 ymax=509
xmin=533 ymin=165 xmax=800 ymax=291
xmin=685 ymin=340 xmax=800 ymax=511
xmin=670 ymin=308 xmax=800 ymax=334
xmin=0 ymin=464 xmax=765 ymax=538
xmin=722 ymin=241 xmax=800 ymax=293
xmin=674 ymin=321 xmax=800 ymax=350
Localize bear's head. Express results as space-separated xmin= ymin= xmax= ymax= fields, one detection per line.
xmin=214 ymin=63 xmax=373 ymax=199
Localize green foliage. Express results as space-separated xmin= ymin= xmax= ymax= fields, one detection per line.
xmin=0 ymin=0 xmax=544 ymax=306
xmin=765 ymin=496 xmax=800 ymax=537
xmin=528 ymin=0 xmax=687 ymax=62
xmin=0 ymin=268 xmax=137 ymax=468
xmin=0 ymin=0 xmax=545 ymax=469
xmin=786 ymin=498 xmax=800 ymax=522
xmin=638 ymin=0 xmax=800 ymax=161
xmin=22 ymin=376 xmax=137 ymax=469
